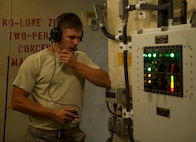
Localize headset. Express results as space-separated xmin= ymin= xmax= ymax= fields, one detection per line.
xmin=50 ymin=13 xmax=83 ymax=43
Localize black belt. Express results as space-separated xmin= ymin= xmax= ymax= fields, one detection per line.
xmin=28 ymin=125 xmax=79 ymax=139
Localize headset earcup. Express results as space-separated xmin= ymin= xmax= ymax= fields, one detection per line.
xmin=50 ymin=27 xmax=62 ymax=42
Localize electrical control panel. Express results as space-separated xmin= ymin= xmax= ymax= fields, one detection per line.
xmin=131 ymin=24 xmax=196 ymax=142
xmin=143 ymin=45 xmax=183 ymax=97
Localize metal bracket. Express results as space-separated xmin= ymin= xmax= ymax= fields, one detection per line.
xmin=119 ymin=42 xmax=132 ymax=52
xmin=138 ymin=0 xmax=146 ymax=19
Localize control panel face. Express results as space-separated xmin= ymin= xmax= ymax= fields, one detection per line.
xmin=143 ymin=45 xmax=183 ymax=97
xmin=132 ymin=24 xmax=196 ymax=142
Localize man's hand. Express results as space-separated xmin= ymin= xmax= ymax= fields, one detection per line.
xmin=52 ymin=107 xmax=79 ymax=124
xmin=60 ymin=49 xmax=77 ymax=68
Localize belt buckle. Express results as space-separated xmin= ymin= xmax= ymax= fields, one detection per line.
xmin=57 ymin=129 xmax=64 ymax=139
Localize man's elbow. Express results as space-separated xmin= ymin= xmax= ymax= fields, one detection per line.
xmin=12 ymin=99 xmax=19 ymax=111
xmin=12 ymin=95 xmax=23 ymax=111
xmin=105 ymin=79 xmax=111 ymax=89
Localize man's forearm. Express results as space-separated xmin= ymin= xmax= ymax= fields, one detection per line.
xmin=73 ymin=62 xmax=111 ymax=88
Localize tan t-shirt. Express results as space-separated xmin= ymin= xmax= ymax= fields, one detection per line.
xmin=13 ymin=48 xmax=100 ymax=130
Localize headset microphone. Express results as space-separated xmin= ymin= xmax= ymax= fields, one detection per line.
xmin=71 ymin=47 xmax=77 ymax=51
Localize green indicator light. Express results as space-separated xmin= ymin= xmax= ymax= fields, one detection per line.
xmin=147 ymin=67 xmax=152 ymax=72
xmin=165 ymin=53 xmax=170 ymax=57
xmin=170 ymin=53 xmax=175 ymax=58
xmin=143 ymin=54 xmax=147 ymax=58
xmin=148 ymin=53 xmax=152 ymax=58
xmin=153 ymin=53 xmax=157 ymax=58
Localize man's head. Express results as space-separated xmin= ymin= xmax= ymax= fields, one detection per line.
xmin=50 ymin=13 xmax=83 ymax=43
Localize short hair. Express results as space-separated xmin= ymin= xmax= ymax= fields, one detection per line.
xmin=57 ymin=13 xmax=83 ymax=32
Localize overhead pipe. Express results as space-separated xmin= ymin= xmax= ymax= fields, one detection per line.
xmin=180 ymin=0 xmax=187 ymax=24
xmin=93 ymin=4 xmax=131 ymax=41
xmin=128 ymin=0 xmax=174 ymax=27
xmin=100 ymin=26 xmax=131 ymax=41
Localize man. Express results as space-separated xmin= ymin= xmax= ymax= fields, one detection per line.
xmin=12 ymin=13 xmax=111 ymax=142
